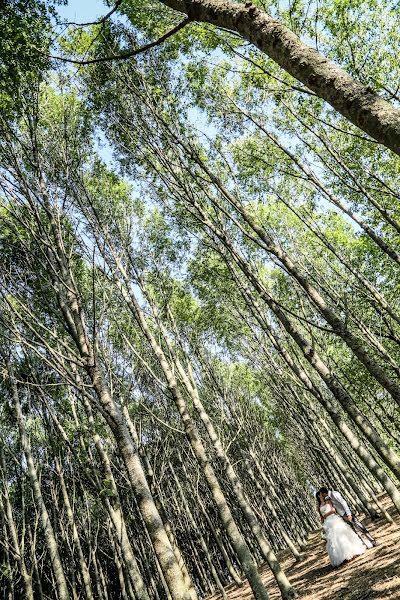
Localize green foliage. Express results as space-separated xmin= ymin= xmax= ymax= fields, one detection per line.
xmin=0 ymin=4 xmax=399 ymax=594
xmin=0 ymin=0 xmax=60 ymax=116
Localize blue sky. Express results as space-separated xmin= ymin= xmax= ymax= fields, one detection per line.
xmin=57 ymin=0 xmax=108 ymax=23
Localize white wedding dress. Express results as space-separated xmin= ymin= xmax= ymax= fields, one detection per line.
xmin=320 ymin=503 xmax=367 ymax=566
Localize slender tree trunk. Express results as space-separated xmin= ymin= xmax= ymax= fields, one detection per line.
xmin=91 ymin=549 xmax=106 ymax=600
xmin=142 ymin=291 xmax=296 ymax=598
xmin=192 ymin=155 xmax=400 ymax=401
xmin=78 ymin=395 xmax=151 ymax=600
xmin=28 ymin=523 xmax=44 ymax=600
xmin=37 ymin=180 xmax=192 ymax=600
xmin=9 ymin=372 xmax=70 ymax=600
xmin=288 ymin=389 xmax=382 ymax=520
xmin=225 ymin=257 xmax=400 ymax=500
xmin=195 ymin=491 xmax=243 ymax=586
xmin=169 ymin=462 xmax=227 ymax=599
xmin=0 ymin=489 xmax=33 ymax=600
xmin=109 ymin=520 xmax=132 ymax=600
xmin=0 ymin=453 xmax=34 ymax=600
xmin=140 ymin=452 xmax=198 ymax=600
xmin=118 ymin=283 xmax=271 ymax=600
xmin=245 ymin=464 xmax=302 ymax=561
xmin=54 ymin=456 xmax=94 ymax=600
xmin=231 ymin=105 xmax=400 ymax=267
xmin=88 ymin=382 xmax=190 ymax=600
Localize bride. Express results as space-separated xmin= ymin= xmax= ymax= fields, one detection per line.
xmin=317 ymin=492 xmax=368 ymax=567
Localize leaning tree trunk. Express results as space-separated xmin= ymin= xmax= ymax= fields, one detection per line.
xmin=310 ymin=412 xmax=393 ymax=522
xmin=193 ymin=486 xmax=243 ymax=586
xmin=157 ymin=0 xmax=400 ymax=155
xmin=135 ymin=439 xmax=198 ymax=600
xmin=34 ymin=173 xmax=193 ymax=600
xmin=190 ymin=155 xmax=400 ymax=404
xmin=169 ymin=462 xmax=227 ymax=600
xmin=166 ymin=334 xmax=301 ymax=590
xmin=79 ymin=394 xmax=151 ymax=600
xmin=244 ymin=463 xmax=302 ymax=561
xmin=0 ymin=450 xmax=34 ymax=600
xmin=9 ymin=371 xmax=70 ymax=600
xmin=145 ymin=291 xmax=298 ymax=590
xmin=84 ymin=366 xmax=192 ymax=600
xmin=285 ymin=386 xmax=383 ymax=520
xmin=221 ymin=245 xmax=400 ymax=503
xmin=118 ymin=281 xmax=273 ymax=600
xmin=231 ymin=105 xmax=400 ymax=267
xmin=54 ymin=456 xmax=94 ymax=600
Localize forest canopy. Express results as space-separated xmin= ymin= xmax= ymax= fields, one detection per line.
xmin=0 ymin=0 xmax=399 ymax=598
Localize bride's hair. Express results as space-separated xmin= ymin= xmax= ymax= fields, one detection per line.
xmin=316 ymin=487 xmax=331 ymax=506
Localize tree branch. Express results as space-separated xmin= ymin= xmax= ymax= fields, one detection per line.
xmin=158 ymin=0 xmax=400 ymax=155
xmin=49 ymin=19 xmax=190 ymax=65
xmin=62 ymin=0 xmax=123 ymax=27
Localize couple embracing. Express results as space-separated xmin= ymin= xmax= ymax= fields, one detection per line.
xmin=316 ymin=487 xmax=378 ymax=568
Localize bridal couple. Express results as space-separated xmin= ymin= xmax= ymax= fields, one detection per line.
xmin=317 ymin=487 xmax=378 ymax=567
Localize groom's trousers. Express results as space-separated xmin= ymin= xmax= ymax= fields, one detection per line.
xmin=348 ymin=513 xmax=377 ymax=546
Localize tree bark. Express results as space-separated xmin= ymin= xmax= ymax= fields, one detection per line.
xmin=158 ymin=0 xmax=400 ymax=155
xmin=118 ymin=282 xmax=271 ymax=600
xmin=35 ymin=169 xmax=192 ymax=600
xmin=54 ymin=456 xmax=94 ymax=600
xmin=79 ymin=395 xmax=151 ymax=600
xmin=0 ymin=454 xmax=34 ymax=600
xmin=10 ymin=372 xmax=70 ymax=600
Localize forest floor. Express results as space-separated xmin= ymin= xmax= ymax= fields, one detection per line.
xmin=211 ymin=495 xmax=400 ymax=600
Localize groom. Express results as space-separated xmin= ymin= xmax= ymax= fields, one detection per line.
xmin=318 ymin=487 xmax=378 ymax=547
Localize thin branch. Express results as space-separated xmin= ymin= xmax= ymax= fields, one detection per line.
xmin=62 ymin=0 xmax=123 ymax=27
xmin=139 ymin=401 xmax=185 ymax=434
xmin=48 ymin=19 xmax=190 ymax=65
xmin=222 ymin=40 xmax=318 ymax=97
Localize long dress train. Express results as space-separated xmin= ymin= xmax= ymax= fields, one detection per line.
xmin=320 ymin=503 xmax=367 ymax=567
